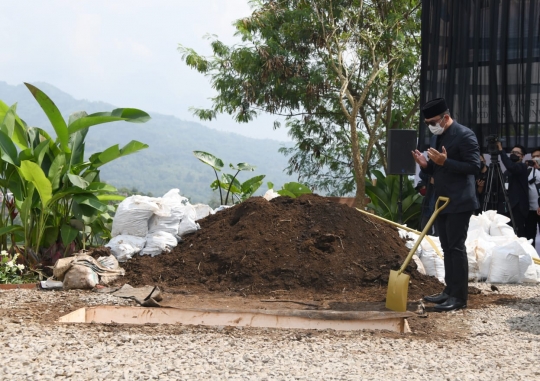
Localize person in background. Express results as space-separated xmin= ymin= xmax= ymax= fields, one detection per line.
xmin=412 ymin=97 xmax=480 ymax=312
xmin=495 ymin=142 xmax=529 ymax=238
xmin=525 ymin=147 xmax=540 ymax=247
xmin=475 ymin=154 xmax=489 ymax=215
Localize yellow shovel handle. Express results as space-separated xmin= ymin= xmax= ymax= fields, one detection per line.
xmin=398 ymin=196 xmax=450 ymax=273
xmin=355 ymin=208 xmax=444 ymax=259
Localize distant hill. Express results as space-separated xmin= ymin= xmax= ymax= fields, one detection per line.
xmin=0 ymin=81 xmax=296 ymax=203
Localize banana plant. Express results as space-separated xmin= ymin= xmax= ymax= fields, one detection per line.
xmin=364 ymin=170 xmax=423 ymax=228
xmin=0 ymin=83 xmax=151 ymax=266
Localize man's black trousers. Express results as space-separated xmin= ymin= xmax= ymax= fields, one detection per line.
xmin=437 ymin=211 xmax=473 ymax=302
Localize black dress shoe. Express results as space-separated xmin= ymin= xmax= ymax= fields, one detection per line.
xmin=433 ymin=297 xmax=467 ymax=312
xmin=423 ymin=292 xmax=449 ymax=304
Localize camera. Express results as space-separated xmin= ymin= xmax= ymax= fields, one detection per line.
xmin=486 ymin=135 xmax=500 ymax=155
xmin=526 ymin=160 xmax=536 ymax=167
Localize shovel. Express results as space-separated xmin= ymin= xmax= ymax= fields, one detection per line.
xmin=386 ymin=196 xmax=450 ymax=312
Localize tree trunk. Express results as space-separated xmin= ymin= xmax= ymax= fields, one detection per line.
xmin=349 ymin=115 xmax=365 ymax=209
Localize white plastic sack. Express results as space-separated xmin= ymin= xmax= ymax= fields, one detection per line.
xmin=106 ymin=235 xmax=147 ymax=262
xmin=148 ymin=189 xmax=186 ymax=235
xmin=487 ymin=241 xmax=522 ymax=283
xmin=263 ymin=189 xmax=280 ymax=201
xmin=412 ymin=254 xmax=426 ymax=275
xmin=178 ymin=203 xmax=200 ymax=237
xmin=214 ymin=205 xmax=232 ymax=213
xmin=489 ymin=221 xmax=515 ymax=237
xmin=468 ymin=214 xmax=491 ymax=236
xmin=419 ymin=248 xmax=445 ymax=283
xmin=193 ymin=203 xmax=214 ymax=221
xmin=141 ymin=231 xmax=178 ymax=257
xmin=112 ymin=195 xmax=161 ymax=237
xmin=515 ymin=238 xmax=538 ymax=283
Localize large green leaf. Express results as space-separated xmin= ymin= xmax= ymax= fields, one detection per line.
xmin=68 ymin=128 xmax=89 ymax=168
xmin=97 ymin=194 xmax=125 ymax=202
xmin=280 ymin=182 xmax=312 ymax=197
xmin=19 ymin=161 xmax=53 ymax=207
xmin=0 ymin=130 xmax=20 ymax=166
xmin=241 ymin=175 xmax=266 ymax=194
xmin=210 ymin=179 xmax=241 ymax=194
xmin=61 ymin=224 xmax=79 ymax=245
xmin=24 ymin=83 xmax=70 ymax=154
xmin=86 ymin=182 xmax=117 ymax=193
xmin=72 ymin=194 xmax=107 ymax=213
xmin=48 ymin=154 xmax=66 ymax=191
xmin=229 ymin=162 xmax=255 ymax=171
xmin=0 ymin=101 xmax=28 ymax=150
xmin=0 ymin=225 xmax=24 ymax=237
xmin=33 ymin=139 xmax=50 ymax=166
xmin=193 ymin=151 xmax=224 ymax=171
xmin=89 ymin=141 xmax=149 ymax=168
xmin=67 ymin=108 xmax=151 ymax=134
xmin=67 ymin=174 xmax=89 ymax=189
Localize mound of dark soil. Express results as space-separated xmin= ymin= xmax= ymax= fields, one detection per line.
xmin=121 ymin=195 xmax=443 ymax=301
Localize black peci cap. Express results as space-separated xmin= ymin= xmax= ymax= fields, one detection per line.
xmin=421 ymin=98 xmax=448 ymax=119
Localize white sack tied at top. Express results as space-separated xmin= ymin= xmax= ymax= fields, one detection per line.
xmin=111 ymin=195 xmax=163 ymax=237
xmin=147 ymin=189 xmax=187 ymax=235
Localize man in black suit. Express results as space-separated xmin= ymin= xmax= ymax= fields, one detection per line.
xmin=494 ymin=142 xmax=529 ymax=238
xmin=411 ymin=98 xmax=480 ymax=312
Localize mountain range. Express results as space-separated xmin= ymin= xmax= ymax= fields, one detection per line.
xmin=0 ymin=81 xmax=296 ymax=204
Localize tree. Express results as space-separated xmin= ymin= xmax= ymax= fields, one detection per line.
xmin=179 ymin=0 xmax=421 ymax=206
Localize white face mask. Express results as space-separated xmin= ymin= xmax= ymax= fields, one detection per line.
xmin=429 ymin=123 xmax=444 ymax=135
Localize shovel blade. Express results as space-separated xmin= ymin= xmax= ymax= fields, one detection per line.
xmin=386 ymin=270 xmax=410 ymax=312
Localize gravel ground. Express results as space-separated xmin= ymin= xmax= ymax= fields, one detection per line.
xmin=0 ymin=283 xmax=539 ymax=380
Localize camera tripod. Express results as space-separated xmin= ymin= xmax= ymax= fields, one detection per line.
xmin=482 ymin=154 xmax=516 ymax=232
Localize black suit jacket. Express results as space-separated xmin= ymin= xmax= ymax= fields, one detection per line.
xmin=421 ymin=121 xmax=480 ymax=214
xmin=498 ymin=150 xmax=529 ymax=218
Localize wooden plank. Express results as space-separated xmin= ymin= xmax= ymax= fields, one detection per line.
xmin=59 ymin=306 xmax=412 ymax=333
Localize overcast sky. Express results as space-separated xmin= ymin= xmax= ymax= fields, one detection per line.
xmin=0 ymin=0 xmax=290 ymax=141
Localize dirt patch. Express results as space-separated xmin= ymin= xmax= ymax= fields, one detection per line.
xmin=121 ymin=194 xmax=443 ymax=302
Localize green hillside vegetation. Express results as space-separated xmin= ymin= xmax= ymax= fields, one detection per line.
xmin=0 ymin=81 xmax=295 ymax=204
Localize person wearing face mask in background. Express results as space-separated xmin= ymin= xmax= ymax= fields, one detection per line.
xmin=494 ymin=142 xmax=529 ymax=238
xmin=525 ymin=147 xmax=540 ymax=247
xmin=412 ymin=98 xmax=480 ymax=312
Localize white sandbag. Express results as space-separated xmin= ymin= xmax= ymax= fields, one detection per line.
xmin=177 ymin=203 xmax=200 ymax=237
xmin=106 ymin=235 xmax=147 ymax=262
xmin=468 ymin=214 xmax=491 ymax=235
xmin=489 ymin=221 xmax=515 ymax=237
xmin=178 ymin=217 xmax=200 ymax=237
xmin=148 ymin=189 xmax=186 ymax=235
xmin=62 ymin=264 xmax=99 ymax=289
xmin=141 ymin=231 xmax=178 ymax=257
xmin=487 ymin=241 xmax=522 ymax=283
xmin=214 ymin=205 xmax=232 ymax=213
xmin=112 ymin=195 xmax=161 ymax=237
xmin=515 ymin=238 xmax=538 ymax=283
xmin=193 ymin=203 xmax=215 ymax=221
xmin=263 ymin=189 xmax=280 ymax=201
xmin=419 ymin=248 xmax=445 ymax=283
xmin=412 ymin=254 xmax=426 ymax=275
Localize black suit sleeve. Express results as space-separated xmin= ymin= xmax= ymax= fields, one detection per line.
xmin=497 ymin=150 xmax=528 ymax=176
xmin=441 ymin=129 xmax=480 ymax=175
